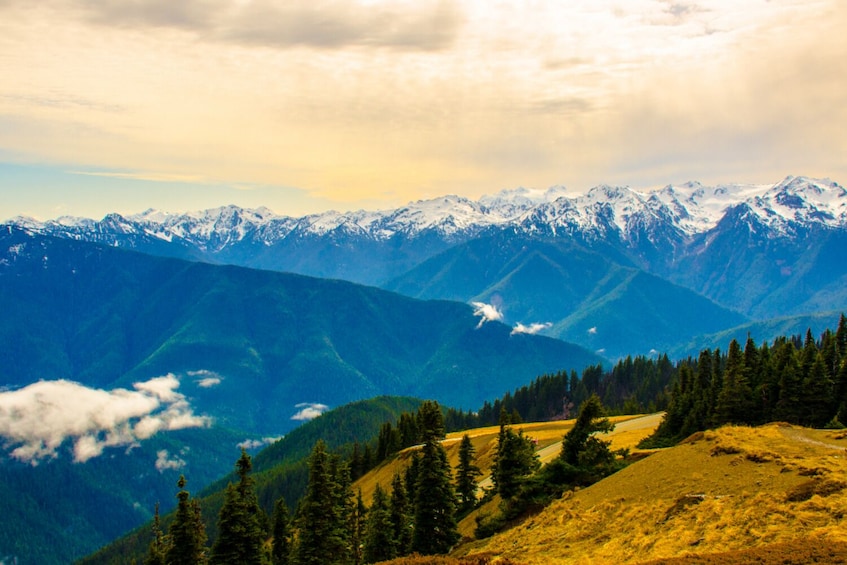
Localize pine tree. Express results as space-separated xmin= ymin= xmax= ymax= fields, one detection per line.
xmin=561 ymin=394 xmax=614 ymax=467
xmin=455 ymin=434 xmax=481 ymax=514
xmin=144 ymin=502 xmax=167 ymax=565
xmin=211 ymin=450 xmax=265 ymax=565
xmin=775 ymin=342 xmax=803 ymax=424
xmin=836 ymin=314 xmax=847 ymax=359
xmin=715 ymin=339 xmax=753 ymax=425
xmin=296 ymin=440 xmax=351 ymax=565
xmin=389 ymin=472 xmax=412 ymax=556
xmin=492 ymin=423 xmax=539 ymax=501
xmin=351 ymin=490 xmax=366 ymax=565
xmin=165 ymin=475 xmax=207 ymax=565
xmin=802 ymin=352 xmax=834 ymax=428
xmin=363 ymin=484 xmax=396 ymax=563
xmin=271 ymin=497 xmax=292 ymax=565
xmin=411 ymin=400 xmax=459 ymax=555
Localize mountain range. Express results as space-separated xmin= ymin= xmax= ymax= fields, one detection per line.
xmin=2 ymin=174 xmax=846 ymax=562
xmin=9 ymin=175 xmax=847 ymax=357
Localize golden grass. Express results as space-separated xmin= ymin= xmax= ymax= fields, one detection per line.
xmin=458 ymin=423 xmax=847 ymax=564
xmin=352 ymin=414 xmax=661 ymax=508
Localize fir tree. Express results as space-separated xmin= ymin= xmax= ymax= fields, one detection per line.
xmin=296 ymin=440 xmax=351 ymax=565
xmin=389 ymin=472 xmax=412 ymax=556
xmin=492 ymin=422 xmax=539 ymax=501
xmin=802 ymin=352 xmax=834 ymax=428
xmin=210 ymin=450 xmax=265 ymax=565
xmin=561 ymin=394 xmax=614 ymax=468
xmin=271 ymin=497 xmax=292 ymax=565
xmin=411 ymin=401 xmax=459 ymax=555
xmin=715 ymin=339 xmax=753 ymax=425
xmin=351 ymin=490 xmax=367 ymax=565
xmin=165 ymin=475 xmax=207 ymax=565
xmin=455 ymin=434 xmax=482 ymax=515
xmin=363 ymin=484 xmax=396 ymax=563
xmin=144 ymin=502 xmax=166 ymax=565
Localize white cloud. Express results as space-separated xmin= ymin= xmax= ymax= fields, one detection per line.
xmin=0 ymin=375 xmax=210 ymax=464
xmin=471 ymin=301 xmax=504 ymax=329
xmin=187 ymin=369 xmax=223 ymax=388
xmin=155 ymin=449 xmax=186 ymax=473
xmin=587 ymin=326 xmax=598 ymax=335
xmin=510 ymin=321 xmax=552 ymax=335
xmin=291 ymin=402 xmax=329 ymax=421
xmin=237 ymin=436 xmax=282 ymax=450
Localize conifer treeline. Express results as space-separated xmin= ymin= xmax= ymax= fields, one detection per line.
xmin=645 ymin=314 xmax=847 ymax=446
xmin=443 ymin=353 xmax=675 ymax=431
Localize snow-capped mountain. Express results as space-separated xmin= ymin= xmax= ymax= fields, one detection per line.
xmin=10 ymin=175 xmax=844 ymax=251
xmin=6 ymin=175 xmax=846 ymax=314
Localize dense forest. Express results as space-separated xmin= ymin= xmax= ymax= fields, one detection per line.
xmin=643 ymin=313 xmax=847 ymax=447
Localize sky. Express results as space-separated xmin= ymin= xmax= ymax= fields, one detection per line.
xmin=1 ymin=0 xmax=845 ymax=221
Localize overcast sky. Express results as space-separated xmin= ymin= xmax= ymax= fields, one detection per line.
xmin=1 ymin=0 xmax=844 ymax=220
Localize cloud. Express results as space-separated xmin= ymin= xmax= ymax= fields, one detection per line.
xmin=588 ymin=326 xmax=598 ymax=335
xmin=155 ymin=449 xmax=186 ymax=472
xmin=471 ymin=301 xmax=504 ymax=329
xmin=291 ymin=402 xmax=329 ymax=421
xmin=511 ymin=322 xmax=552 ymax=336
xmin=237 ymin=436 xmax=282 ymax=450
xmin=59 ymin=0 xmax=463 ymax=52
xmin=188 ymin=370 xmax=223 ymax=388
xmin=0 ymin=375 xmax=210 ymax=464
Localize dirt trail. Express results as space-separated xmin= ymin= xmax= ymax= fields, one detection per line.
xmin=477 ymin=412 xmax=664 ymax=490
xmin=779 ymin=426 xmax=847 ymax=451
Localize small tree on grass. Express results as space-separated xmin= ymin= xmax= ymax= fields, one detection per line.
xmin=561 ymin=393 xmax=615 ymax=469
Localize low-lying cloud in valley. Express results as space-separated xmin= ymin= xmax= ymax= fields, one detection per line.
xmin=291 ymin=402 xmax=329 ymax=421
xmin=511 ymin=322 xmax=552 ymax=336
xmin=188 ymin=369 xmax=223 ymax=388
xmin=0 ymin=375 xmax=210 ymax=464
xmin=472 ymin=301 xmax=504 ymax=328
xmin=237 ymin=436 xmax=282 ymax=450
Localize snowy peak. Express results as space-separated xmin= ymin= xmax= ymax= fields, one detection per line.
xmin=746 ymin=176 xmax=847 ymax=232
xmin=6 ymin=176 xmax=846 ymax=256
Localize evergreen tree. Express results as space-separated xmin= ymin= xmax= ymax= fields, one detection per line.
xmin=144 ymin=502 xmax=166 ymax=565
xmin=775 ymin=342 xmax=803 ymax=423
xmin=455 ymin=434 xmax=481 ymax=515
xmin=492 ymin=423 xmax=539 ymax=501
xmin=271 ymin=497 xmax=292 ymax=565
xmin=165 ymin=475 xmax=207 ymax=565
xmin=363 ymin=484 xmax=396 ymax=563
xmin=211 ymin=450 xmax=265 ymax=565
xmin=837 ymin=314 xmax=847 ymax=359
xmin=715 ymin=339 xmax=753 ymax=425
xmin=389 ymin=472 xmax=412 ymax=556
xmin=411 ymin=401 xmax=459 ymax=555
xmin=351 ymin=490 xmax=367 ymax=565
xmin=296 ymin=440 xmax=351 ymax=565
xmin=802 ymin=352 xmax=834 ymax=428
xmin=561 ymin=394 xmax=614 ymax=468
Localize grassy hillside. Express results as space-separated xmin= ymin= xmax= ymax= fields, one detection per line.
xmin=351 ymin=413 xmax=663 ymax=532
xmin=458 ymin=423 xmax=847 ymax=564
